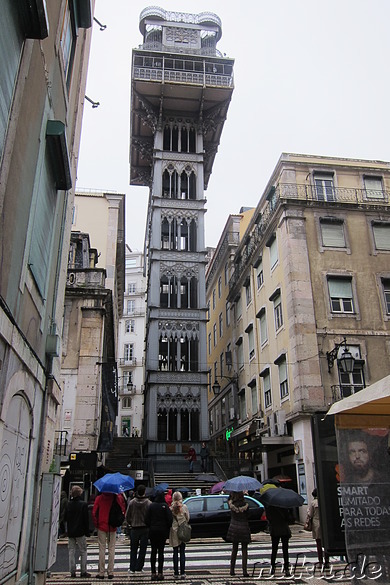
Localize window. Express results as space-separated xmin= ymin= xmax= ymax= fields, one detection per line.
xmin=126 ymin=300 xmax=135 ymax=314
xmin=207 ymin=300 xmax=210 ymax=320
xmin=245 ymin=279 xmax=252 ymax=306
xmin=381 ymin=279 xmax=390 ymax=314
xmin=277 ymin=356 xmax=289 ymax=399
xmin=268 ymin=236 xmax=278 ymax=269
xmin=235 ymin=296 xmax=242 ymax=321
xmin=122 ymin=398 xmax=132 ymax=408
xmin=256 ymin=259 xmax=264 ymax=289
xmin=126 ymin=257 xmax=137 ymax=268
xmin=251 ymin=383 xmax=258 ymax=414
xmin=236 ymin=338 xmax=244 ymax=370
xmin=273 ymin=293 xmax=283 ymax=331
xmin=218 ymin=312 xmax=223 ymax=337
xmin=213 ymin=323 xmax=217 ymax=346
xmin=218 ymin=276 xmax=222 ymax=298
xmin=208 ymin=333 xmax=211 ymax=354
xmin=226 ymin=301 xmax=230 ymax=326
xmin=328 ymin=277 xmax=354 ymax=313
xmin=314 ymin=173 xmax=335 ymax=201
xmin=261 ymin=370 xmax=272 ymax=408
xmin=247 ymin=325 xmax=255 ymax=361
xmin=320 ymin=219 xmax=345 ymax=248
xmin=214 ymin=361 xmax=217 ymax=382
xmin=339 ymin=365 xmax=365 ymax=398
xmin=239 ymin=392 xmax=246 ymax=421
xmin=125 ymin=319 xmax=135 ymax=333
xmin=60 ymin=0 xmax=77 ymax=88
xmin=224 ymin=262 xmax=229 ymax=286
xmin=373 ymin=223 xmax=390 ymax=251
xmin=124 ymin=343 xmax=134 ymax=361
xmin=220 ymin=352 xmax=224 ymax=377
xmin=258 ymin=308 xmax=268 ymax=345
xmin=364 ymin=176 xmax=384 ymax=199
xmin=128 ymin=282 xmax=136 ymax=293
xmin=212 ymin=289 xmax=216 ymax=310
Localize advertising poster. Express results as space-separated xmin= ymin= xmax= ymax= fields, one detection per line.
xmin=336 ymin=427 xmax=390 ymax=582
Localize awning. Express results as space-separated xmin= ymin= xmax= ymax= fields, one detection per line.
xmin=231 ymin=421 xmax=251 ymax=438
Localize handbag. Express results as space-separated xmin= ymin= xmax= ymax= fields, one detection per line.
xmin=177 ymin=520 xmax=192 ymax=543
xmin=303 ymin=516 xmax=312 ymax=532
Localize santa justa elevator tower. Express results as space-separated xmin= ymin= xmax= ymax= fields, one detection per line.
xmin=130 ymin=6 xmax=234 ymax=466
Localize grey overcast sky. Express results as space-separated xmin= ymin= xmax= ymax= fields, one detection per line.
xmin=76 ymin=0 xmax=390 ymax=251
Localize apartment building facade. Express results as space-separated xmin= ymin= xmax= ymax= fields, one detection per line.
xmin=208 ymin=153 xmax=390 ymax=517
xmin=130 ymin=7 xmax=234 ymax=464
xmin=0 ymin=2 xmax=95 ymax=583
xmin=117 ymin=247 xmax=146 ymax=439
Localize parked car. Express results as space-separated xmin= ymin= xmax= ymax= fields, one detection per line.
xmin=183 ymin=494 xmax=267 ymax=539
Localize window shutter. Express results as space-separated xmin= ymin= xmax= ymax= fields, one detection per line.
xmin=278 ymin=359 xmax=287 ymax=381
xmin=373 ymin=224 xmax=390 ymax=250
xmin=328 ymin=278 xmax=352 ymax=298
xmin=0 ymin=1 xmax=23 ymax=158
xmin=29 ymin=153 xmax=57 ymax=296
xmin=321 ymin=221 xmax=345 ymax=247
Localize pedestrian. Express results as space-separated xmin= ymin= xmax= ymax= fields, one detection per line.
xmin=66 ymin=485 xmax=91 ymax=578
xmin=126 ymin=484 xmax=151 ymax=573
xmin=59 ymin=490 xmax=68 ymax=537
xmin=169 ymin=491 xmax=190 ymax=579
xmin=200 ymin=442 xmax=209 ymax=473
xmin=306 ymin=488 xmax=329 ymax=568
xmin=226 ymin=491 xmax=250 ymax=577
xmin=265 ymin=505 xmax=291 ymax=577
xmin=92 ymin=491 xmax=126 ymax=579
xmin=145 ymin=489 xmax=173 ymax=580
xmin=186 ymin=446 xmax=196 ymax=473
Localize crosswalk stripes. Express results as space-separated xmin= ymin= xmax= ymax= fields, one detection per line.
xmin=49 ymin=536 xmax=342 ymax=578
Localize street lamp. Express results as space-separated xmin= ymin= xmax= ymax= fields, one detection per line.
xmin=212 ymin=373 xmax=239 ymax=396
xmin=326 ymin=337 xmax=355 ymax=373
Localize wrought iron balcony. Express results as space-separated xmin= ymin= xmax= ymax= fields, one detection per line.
xmin=331 ymin=384 xmax=365 ymax=403
xmin=133 ymin=53 xmax=234 ymax=89
xmin=229 ymin=182 xmax=390 ymax=292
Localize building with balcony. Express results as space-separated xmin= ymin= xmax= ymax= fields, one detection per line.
xmin=130 ymin=7 xmax=234 ymax=464
xmin=208 ymin=152 xmax=390 ymax=519
xmin=117 ymin=246 xmax=146 ymax=438
xmin=59 ymin=190 xmax=125 ymax=474
xmin=0 ymin=2 xmax=95 ymax=583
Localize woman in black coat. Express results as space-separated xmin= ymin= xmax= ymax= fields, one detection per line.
xmin=265 ymin=505 xmax=291 ymax=577
xmin=226 ymin=491 xmax=250 ymax=577
xmin=145 ymin=490 xmax=173 ymax=580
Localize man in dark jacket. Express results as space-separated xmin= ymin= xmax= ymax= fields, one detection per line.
xmin=66 ymin=485 xmax=91 ymax=578
xmin=126 ymin=484 xmax=151 ymax=572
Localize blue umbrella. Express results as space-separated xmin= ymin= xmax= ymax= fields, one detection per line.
xmin=94 ymin=472 xmax=134 ymax=494
xmin=223 ymin=475 xmax=262 ymax=493
xmin=155 ymin=482 xmax=169 ymax=492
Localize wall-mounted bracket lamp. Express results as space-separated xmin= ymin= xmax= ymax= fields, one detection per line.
xmin=326 ymin=337 xmax=355 ymax=373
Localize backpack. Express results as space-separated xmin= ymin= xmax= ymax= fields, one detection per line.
xmin=177 ymin=520 xmax=191 ymax=543
xmin=108 ymin=496 xmax=125 ymax=528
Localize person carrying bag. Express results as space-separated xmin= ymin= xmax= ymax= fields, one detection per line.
xmin=169 ymin=491 xmax=190 ymax=579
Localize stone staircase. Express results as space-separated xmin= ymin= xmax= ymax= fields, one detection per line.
xmin=104 ymin=437 xmax=144 ymax=473
xmin=153 ymin=471 xmax=222 ymax=495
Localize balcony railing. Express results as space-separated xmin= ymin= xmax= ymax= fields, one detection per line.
xmin=54 ymin=430 xmax=68 ymax=456
xmin=331 ymin=384 xmax=365 ymax=403
xmin=118 ymin=357 xmax=144 ymax=367
xmin=229 ymin=182 xmax=390 ymax=292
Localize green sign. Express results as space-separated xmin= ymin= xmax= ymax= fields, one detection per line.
xmin=225 ymin=426 xmax=234 ymax=441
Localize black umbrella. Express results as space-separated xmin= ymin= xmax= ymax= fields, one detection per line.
xmin=196 ymin=473 xmax=219 ymax=482
xmin=259 ymin=485 xmax=304 ymax=508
